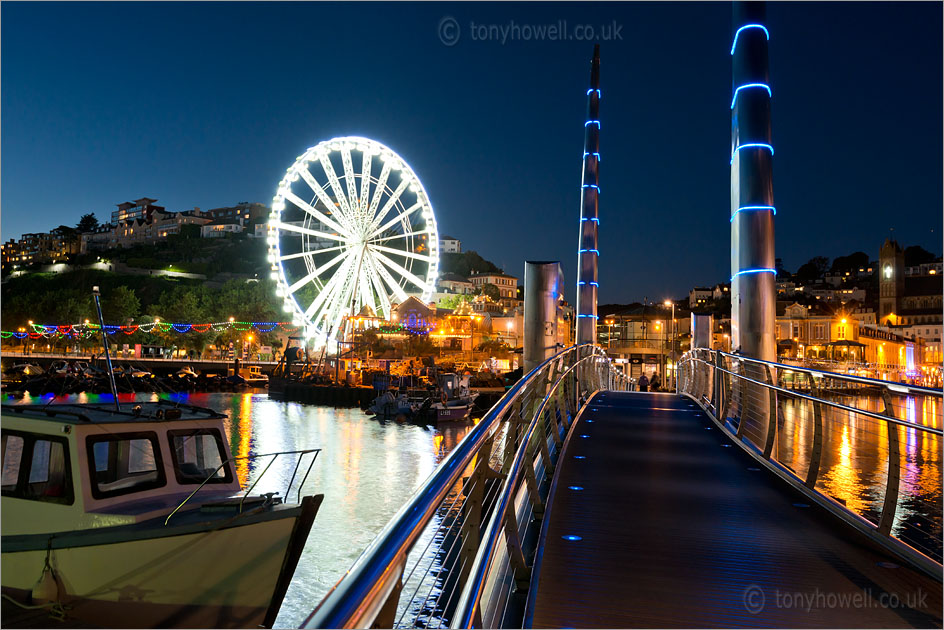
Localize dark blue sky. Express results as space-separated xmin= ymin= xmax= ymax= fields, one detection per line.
xmin=2 ymin=2 xmax=941 ymax=303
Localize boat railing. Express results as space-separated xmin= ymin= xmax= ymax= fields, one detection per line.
xmin=164 ymin=448 xmax=321 ymax=525
xmin=302 ymin=344 xmax=631 ymax=629
xmin=678 ymin=348 xmax=943 ymax=577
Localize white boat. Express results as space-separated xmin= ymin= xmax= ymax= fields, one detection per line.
xmin=1 ymin=400 xmax=323 ymax=628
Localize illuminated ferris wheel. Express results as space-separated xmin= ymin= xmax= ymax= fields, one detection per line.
xmin=267 ymin=137 xmax=440 ymax=346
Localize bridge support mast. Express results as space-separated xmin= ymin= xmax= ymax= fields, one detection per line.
xmin=575 ymin=44 xmax=601 ymax=345
xmin=730 ymin=2 xmax=776 ymax=361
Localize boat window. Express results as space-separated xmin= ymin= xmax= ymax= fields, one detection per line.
xmin=1 ymin=430 xmax=74 ymax=505
xmin=86 ymin=432 xmax=165 ymax=499
xmin=167 ymin=429 xmax=232 ymax=484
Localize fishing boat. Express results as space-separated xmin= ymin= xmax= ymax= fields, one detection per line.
xmin=429 ymin=373 xmax=479 ymax=422
xmin=1 ymin=400 xmax=323 ymax=628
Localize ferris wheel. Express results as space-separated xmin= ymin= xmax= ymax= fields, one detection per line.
xmin=267 ymin=137 xmax=440 ymax=346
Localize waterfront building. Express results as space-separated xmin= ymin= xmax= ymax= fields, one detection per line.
xmin=437 ymin=273 xmax=475 ymax=295
xmin=469 ymin=271 xmax=520 ymax=309
xmin=111 ymin=197 xmax=163 ymax=223
xmin=775 ymin=301 xmax=921 ymax=380
xmin=598 ymin=308 xmax=692 ymax=381
xmin=439 ymin=235 xmax=461 ymax=254
xmin=689 ymin=287 xmax=712 ymax=309
xmin=879 ymin=238 xmax=942 ymax=327
xmin=201 ymin=220 xmax=244 ymax=238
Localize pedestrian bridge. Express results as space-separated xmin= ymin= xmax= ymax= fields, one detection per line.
xmin=303 ymin=345 xmax=942 ymax=628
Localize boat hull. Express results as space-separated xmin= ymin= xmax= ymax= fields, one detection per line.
xmin=2 ymin=497 xmax=322 ymax=628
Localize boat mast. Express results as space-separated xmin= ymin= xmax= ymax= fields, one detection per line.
xmin=92 ymin=285 xmax=121 ymax=411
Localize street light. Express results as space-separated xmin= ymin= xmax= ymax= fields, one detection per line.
xmin=664 ymin=300 xmax=676 ymax=389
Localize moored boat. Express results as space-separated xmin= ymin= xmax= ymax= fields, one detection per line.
xmin=428 ymin=373 xmax=479 ymax=422
xmin=1 ymin=400 xmax=323 ymax=628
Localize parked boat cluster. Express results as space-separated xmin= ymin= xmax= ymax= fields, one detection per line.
xmin=1 ymin=361 xmax=266 ymax=396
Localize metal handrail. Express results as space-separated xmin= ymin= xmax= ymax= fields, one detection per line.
xmin=303 ymin=344 xmax=630 ymax=629
xmin=452 ymin=353 xmax=608 ymax=627
xmin=716 ymin=349 xmax=940 ymax=396
xmin=164 ymin=448 xmax=321 ymax=525
xmin=707 ymin=360 xmax=943 ymax=434
xmin=678 ymin=347 xmax=943 ymax=577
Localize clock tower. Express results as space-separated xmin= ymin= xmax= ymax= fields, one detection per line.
xmin=879 ymin=238 xmax=903 ymax=325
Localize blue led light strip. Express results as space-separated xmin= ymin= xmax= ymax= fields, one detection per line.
xmin=583 ymin=151 xmax=601 ymax=162
xmin=585 ymin=120 xmax=601 ymax=128
xmin=730 ymin=24 xmax=769 ymax=55
xmin=582 ymin=184 xmax=601 ymax=193
xmin=731 ymin=83 xmax=771 ymax=109
xmin=577 ymin=281 xmax=600 ymax=286
xmin=731 ymin=268 xmax=776 ymax=281
xmin=731 ymin=143 xmax=774 ymax=164
xmin=586 ymin=88 xmax=601 ymax=97
xmin=577 ymin=314 xmax=600 ymax=319
xmin=730 ymin=205 xmax=776 ymax=221
xmin=578 ymin=249 xmax=600 ymax=255
xmin=581 ymin=217 xmax=600 ymax=223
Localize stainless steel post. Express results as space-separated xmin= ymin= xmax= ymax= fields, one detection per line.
xmin=730 ymin=1 xmax=776 ymax=362
xmin=523 ymin=262 xmax=563 ymax=374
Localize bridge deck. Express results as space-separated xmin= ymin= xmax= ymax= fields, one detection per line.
xmin=527 ymin=391 xmax=941 ymax=628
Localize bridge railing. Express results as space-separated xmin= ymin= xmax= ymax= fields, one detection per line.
xmin=303 ymin=344 xmax=632 ymax=629
xmin=678 ymin=348 xmax=943 ymax=578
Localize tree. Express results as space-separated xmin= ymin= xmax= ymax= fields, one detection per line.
xmin=479 ymin=283 xmax=500 ymax=302
xmin=904 ymin=245 xmax=938 ymax=267
xmin=795 ymin=256 xmax=830 ymax=283
xmin=439 ymin=294 xmax=472 ymax=310
xmin=101 ymin=286 xmax=140 ymax=323
xmin=830 ymin=252 xmax=869 ymax=273
xmin=76 ymin=213 xmax=100 ymax=233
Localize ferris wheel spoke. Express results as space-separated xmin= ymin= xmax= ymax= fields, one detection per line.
xmin=367 ymin=161 xmax=392 ymax=221
xmin=366 ymin=177 xmax=411 ymax=234
xmin=369 ymin=229 xmax=430 ymax=245
xmin=283 ymin=189 xmax=349 ymax=236
xmin=341 ymin=147 xmax=359 ymax=219
xmin=320 ymin=259 xmax=361 ymax=340
xmin=303 ymin=253 xmax=358 ymax=320
xmin=299 ymin=168 xmax=355 ymax=235
xmin=287 ymin=249 xmax=350 ymax=293
xmin=359 ymin=153 xmax=372 ymax=217
xmin=371 ymin=253 xmax=410 ymax=303
xmin=364 ymin=253 xmax=392 ymax=319
xmin=367 ymin=201 xmax=423 ymax=240
xmin=369 ymin=243 xmax=436 ymax=263
xmin=357 ymin=264 xmax=373 ymax=314
xmin=271 ymin=220 xmax=351 ymax=243
xmin=319 ymin=155 xmax=356 ymax=227
xmin=372 ymin=250 xmax=434 ymax=295
xmin=279 ymin=245 xmax=346 ymax=262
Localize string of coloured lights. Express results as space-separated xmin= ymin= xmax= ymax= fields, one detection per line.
xmin=1 ymin=321 xmax=300 ymax=340
xmin=1 ymin=320 xmax=440 ymax=340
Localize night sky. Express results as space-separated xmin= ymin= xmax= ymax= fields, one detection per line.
xmin=2 ymin=2 xmax=941 ymax=304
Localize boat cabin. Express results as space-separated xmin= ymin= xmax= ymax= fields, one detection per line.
xmin=1 ymin=402 xmax=241 ymax=536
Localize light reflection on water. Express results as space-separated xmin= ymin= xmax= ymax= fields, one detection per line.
xmin=6 ymin=390 xmax=473 ymax=628
xmin=776 ymin=394 xmax=942 ymax=561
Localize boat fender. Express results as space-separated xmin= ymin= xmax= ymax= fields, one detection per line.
xmin=30 ymin=546 xmax=61 ymax=605
xmin=441 ymin=391 xmax=448 ymax=405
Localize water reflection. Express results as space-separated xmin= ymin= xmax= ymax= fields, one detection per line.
xmin=775 ymin=394 xmax=941 ymax=562
xmin=6 ymin=390 xmax=474 ymax=628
